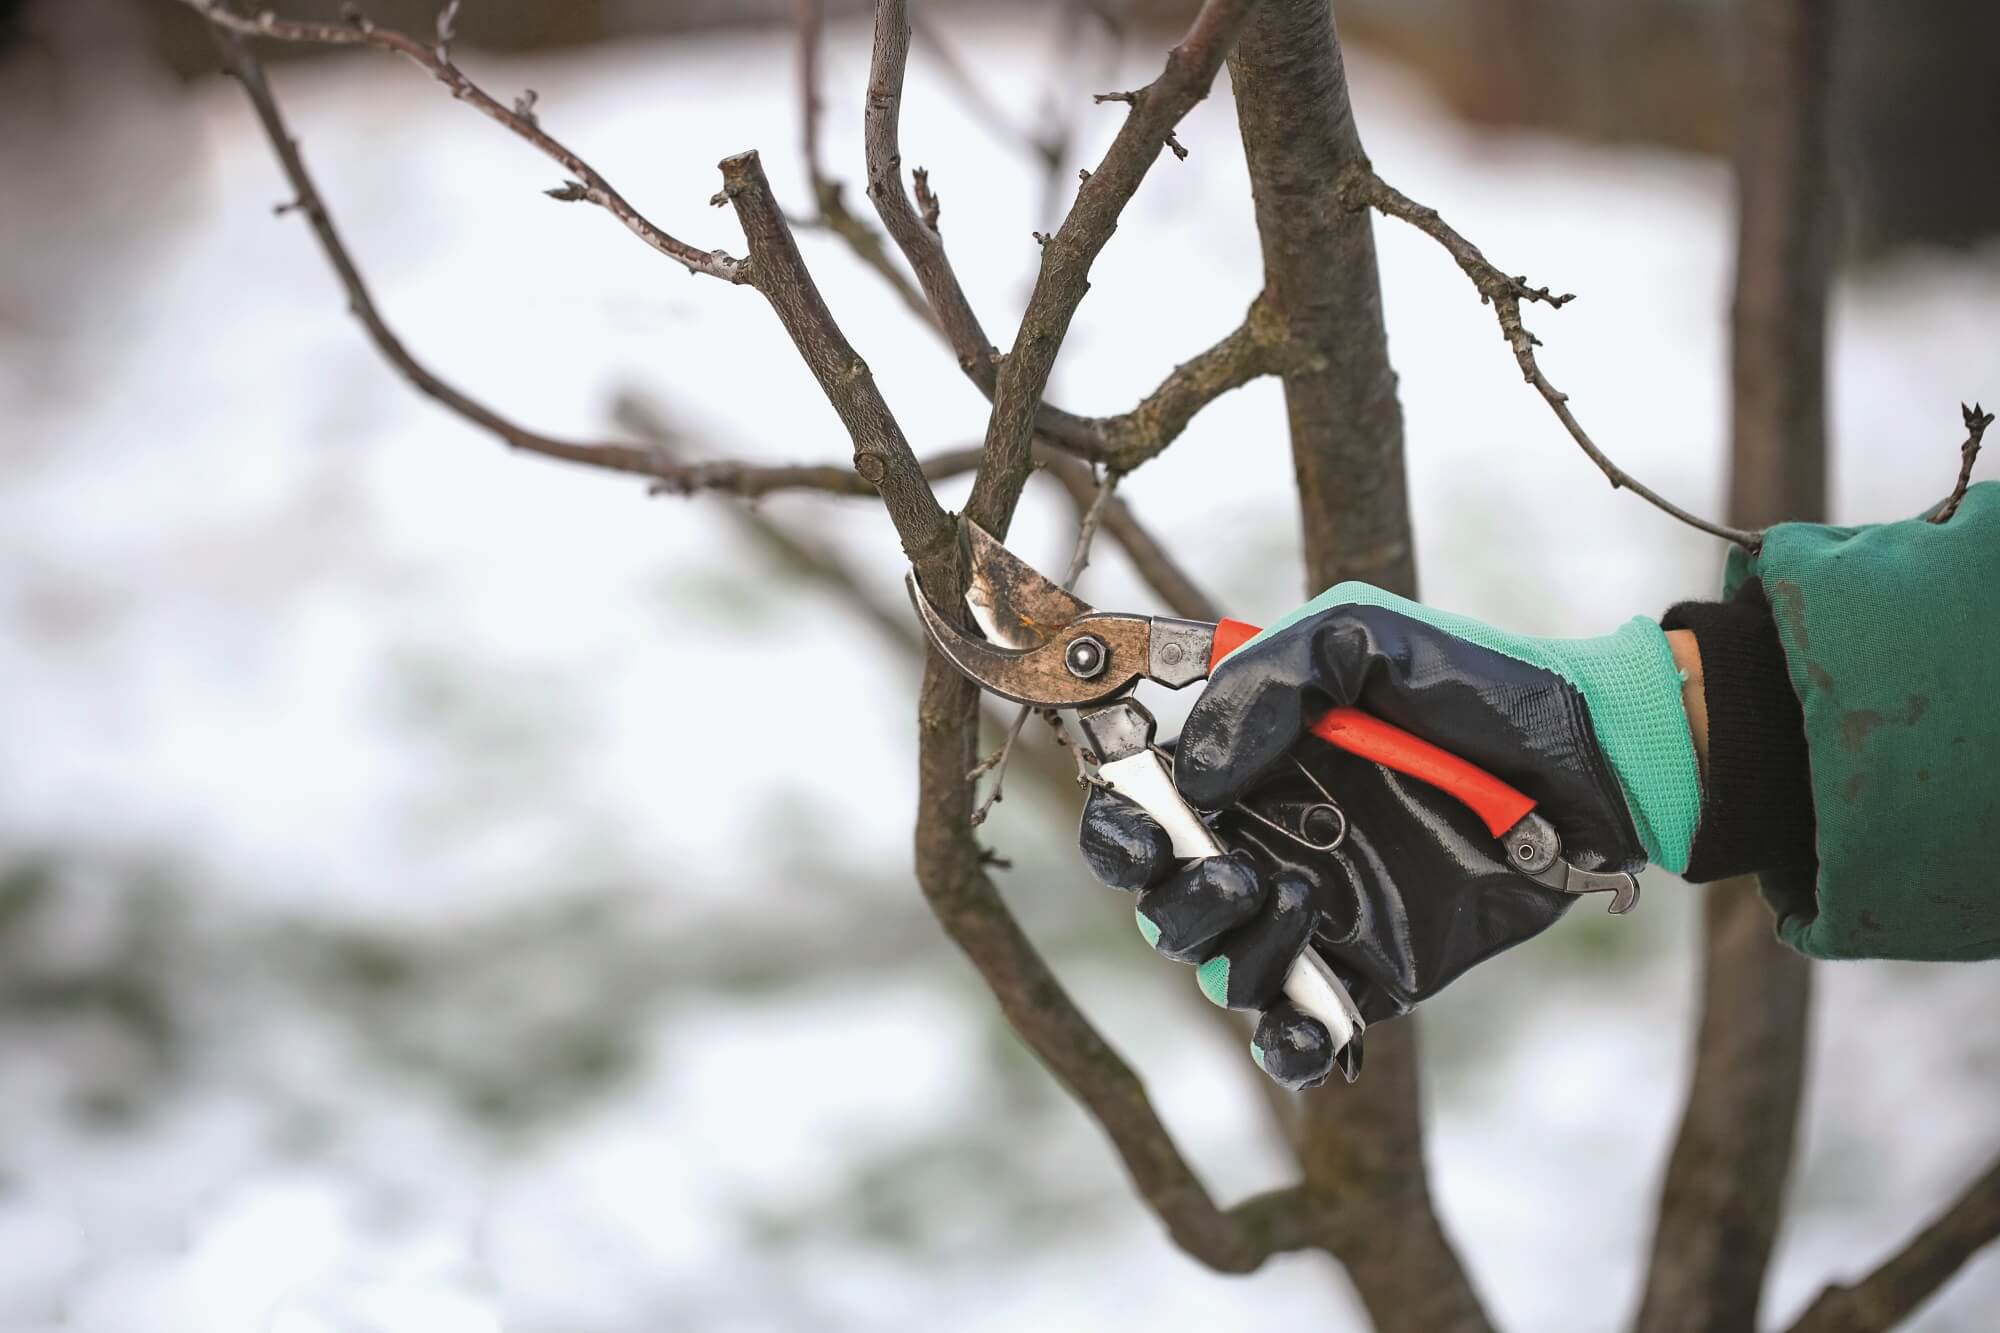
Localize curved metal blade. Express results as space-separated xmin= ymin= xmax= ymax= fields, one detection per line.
xmin=964 ymin=521 xmax=1091 ymax=651
xmin=907 ymin=574 xmax=1151 ymax=708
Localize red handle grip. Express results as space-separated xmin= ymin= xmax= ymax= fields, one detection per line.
xmin=1208 ymin=618 xmax=1535 ymax=838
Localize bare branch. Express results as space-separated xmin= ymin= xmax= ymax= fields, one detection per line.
xmin=1094 ymin=296 xmax=1287 ymax=471
xmin=181 ymin=1 xmax=744 ymax=280
xmin=714 ymin=150 xmax=955 ymax=570
xmin=1345 ymin=168 xmax=1765 ymax=552
xmin=1931 ymin=402 xmax=1993 ymax=524
xmin=614 ymin=394 xmax=924 ymax=652
xmin=1786 ymin=1156 xmax=2000 ymax=1333
xmin=966 ymin=0 xmax=1263 ymax=534
xmin=794 ymin=0 xmax=938 ymax=331
xmin=682 ymin=160 xmax=1258 ymax=1264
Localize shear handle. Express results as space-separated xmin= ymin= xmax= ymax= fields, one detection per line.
xmin=1207 ymin=618 xmax=1538 ymax=839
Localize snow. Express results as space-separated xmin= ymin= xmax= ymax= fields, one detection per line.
xmin=1 ymin=9 xmax=1996 ymax=1331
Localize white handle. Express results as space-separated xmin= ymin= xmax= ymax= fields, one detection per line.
xmin=1100 ymin=748 xmax=1223 ymax=860
xmin=1097 ymin=748 xmax=1364 ymax=1055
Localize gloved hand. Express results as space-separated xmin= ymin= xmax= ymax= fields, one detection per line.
xmin=1078 ymin=583 xmax=1701 ymax=1089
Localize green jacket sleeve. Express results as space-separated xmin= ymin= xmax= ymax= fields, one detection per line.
xmin=1723 ymin=481 xmax=2000 ymax=960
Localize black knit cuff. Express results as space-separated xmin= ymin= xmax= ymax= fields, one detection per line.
xmin=1661 ymin=579 xmax=1818 ymax=882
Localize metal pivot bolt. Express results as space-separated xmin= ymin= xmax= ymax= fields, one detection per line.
xmin=1064 ymin=634 xmax=1109 ymax=680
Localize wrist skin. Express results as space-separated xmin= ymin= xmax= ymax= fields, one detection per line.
xmin=1666 ymin=628 xmax=1711 ymax=782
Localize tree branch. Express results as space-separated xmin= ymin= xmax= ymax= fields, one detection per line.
xmin=1636 ymin=883 xmax=1812 ymax=1331
xmin=209 ymin=17 xmax=964 ymax=503
xmin=182 ymin=1 xmax=744 ymax=280
xmin=965 ymin=0 xmax=1261 ymax=534
xmin=714 ymin=150 xmax=954 ymax=570
xmin=1343 ymin=168 xmax=1765 ymax=552
xmin=714 ymin=147 xmax=1334 ymax=1274
xmin=1786 ymin=1156 xmax=2000 ymax=1333
xmin=1931 ymin=402 xmax=1993 ymax=524
xmin=795 ymin=0 xmax=937 ymax=331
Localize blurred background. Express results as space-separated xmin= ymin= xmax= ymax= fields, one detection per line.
xmin=1 ymin=1 xmax=1997 ymax=1330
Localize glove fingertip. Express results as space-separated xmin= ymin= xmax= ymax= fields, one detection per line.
xmin=1253 ymin=1002 xmax=1338 ymax=1091
xmin=1196 ymin=954 xmax=1232 ymax=1007
xmin=1078 ymin=787 xmax=1174 ymax=892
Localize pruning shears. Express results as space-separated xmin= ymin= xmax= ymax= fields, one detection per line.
xmin=908 ymin=522 xmax=1639 ymax=1084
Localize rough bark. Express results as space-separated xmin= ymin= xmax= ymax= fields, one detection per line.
xmin=1786 ymin=1156 xmax=2000 ymax=1333
xmin=1634 ymin=0 xmax=1830 ymax=1328
xmin=1230 ymin=0 xmax=1415 ymax=596
xmin=1231 ymin=4 xmax=1488 ymax=1331
xmin=1637 ymin=879 xmax=1814 ymax=1332
xmin=1727 ymin=0 xmax=1834 ymax=531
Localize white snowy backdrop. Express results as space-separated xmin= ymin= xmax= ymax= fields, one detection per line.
xmin=1 ymin=8 xmax=1997 ymax=1331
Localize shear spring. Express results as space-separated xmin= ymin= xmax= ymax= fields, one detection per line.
xmin=1230 ymin=753 xmax=1348 ymax=852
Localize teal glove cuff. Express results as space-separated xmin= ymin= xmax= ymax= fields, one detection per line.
xmin=1257 ymin=584 xmax=1702 ymax=873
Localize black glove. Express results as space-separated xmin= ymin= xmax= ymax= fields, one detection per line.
xmin=1080 ymin=589 xmax=1700 ymax=1089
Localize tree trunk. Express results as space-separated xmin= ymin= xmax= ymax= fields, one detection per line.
xmin=1230 ymin=0 xmax=1416 ymax=599
xmin=1232 ymin=3 xmax=1487 ymax=1331
xmin=1635 ymin=0 xmax=1831 ymax=1328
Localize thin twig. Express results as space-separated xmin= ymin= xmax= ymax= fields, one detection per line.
xmin=969 ymin=469 xmax=1121 ymax=824
xmin=1036 ymin=449 xmax=1222 ymax=621
xmin=911 ymin=9 xmax=1064 ymax=174
xmin=794 ymin=0 xmax=937 ymax=329
xmin=182 ymin=1 xmax=745 ymax=281
xmin=1786 ymin=1156 xmax=2000 ymax=1333
xmin=1930 ymin=402 xmax=1992 ymax=523
xmin=1344 ymin=166 xmax=1765 ymax=551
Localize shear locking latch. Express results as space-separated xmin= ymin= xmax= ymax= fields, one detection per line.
xmin=1501 ymin=813 xmax=1641 ymax=914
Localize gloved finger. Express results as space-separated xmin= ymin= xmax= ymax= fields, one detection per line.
xmin=1175 ymin=618 xmax=1336 ymax=811
xmin=1252 ymin=998 xmax=1338 ymax=1090
xmin=1133 ymin=849 xmax=1265 ymax=963
xmin=1077 ymin=785 xmax=1176 ymax=892
xmin=1193 ymin=869 xmax=1317 ymax=1010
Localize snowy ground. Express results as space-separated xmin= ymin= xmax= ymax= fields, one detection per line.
xmin=1 ymin=8 xmax=1997 ymax=1332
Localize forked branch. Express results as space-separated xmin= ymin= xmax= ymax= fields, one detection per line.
xmin=1343 ymin=167 xmax=1765 ymax=551
xmin=965 ymin=0 xmax=1263 ymax=533
xmin=861 ymin=0 xmax=1278 ymax=474
xmin=183 ymin=1 xmax=744 ymax=280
